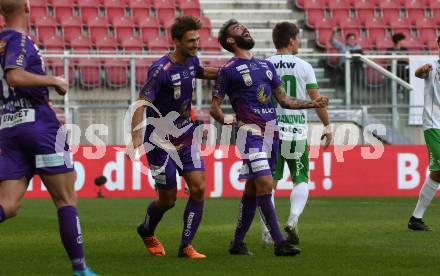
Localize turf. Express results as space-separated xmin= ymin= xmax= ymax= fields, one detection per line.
xmin=1 ymin=197 xmax=440 ymax=276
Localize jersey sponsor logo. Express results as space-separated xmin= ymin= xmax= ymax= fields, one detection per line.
xmin=0 ymin=108 xmax=35 ymax=129
xmin=257 ymin=84 xmax=270 ymax=104
xmin=249 ymin=152 xmax=268 ymax=161
xmin=242 ymin=73 xmax=253 ymax=86
xmin=252 ymin=107 xmax=275 ymax=115
xmin=182 ymin=70 xmax=189 ymax=78
xmin=266 ymin=70 xmax=273 ymax=80
xmin=274 ymin=60 xmax=296 ymax=69
xmin=236 ymin=64 xmax=248 ymax=72
xmin=171 ymin=73 xmax=180 ymax=81
xmin=251 ymin=159 xmax=270 ymax=172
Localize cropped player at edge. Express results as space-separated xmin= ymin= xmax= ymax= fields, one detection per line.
xmin=130 ymin=16 xmax=218 ymax=259
xmin=211 ymin=19 xmax=328 ymax=256
xmin=408 ymin=35 xmax=440 ymax=231
xmin=0 ymin=1 xmax=97 ymax=275
xmin=259 ymin=22 xmax=332 ymax=245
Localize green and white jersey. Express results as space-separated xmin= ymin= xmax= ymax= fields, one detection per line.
xmin=267 ymin=54 xmax=318 ymax=141
xmin=423 ymin=60 xmax=440 ymax=130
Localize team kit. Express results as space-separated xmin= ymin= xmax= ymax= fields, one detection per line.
xmin=1 ymin=2 xmax=440 ymax=275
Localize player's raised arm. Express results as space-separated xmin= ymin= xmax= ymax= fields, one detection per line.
xmin=273 ymin=85 xmax=329 ymax=110
xmin=7 ymin=69 xmax=68 ymax=95
xmin=415 ymin=63 xmax=433 ymax=79
xmin=200 ymin=67 xmax=219 ymax=80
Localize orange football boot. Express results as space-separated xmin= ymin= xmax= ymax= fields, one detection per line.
xmin=178 ymin=245 xmax=207 ymax=259
xmin=142 ymin=236 xmax=166 ymax=257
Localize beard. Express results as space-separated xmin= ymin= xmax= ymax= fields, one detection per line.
xmin=233 ymin=35 xmax=255 ymax=50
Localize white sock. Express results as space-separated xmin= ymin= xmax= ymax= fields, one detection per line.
xmin=287 ymin=182 xmax=309 ymax=226
xmin=259 ymin=191 xmax=275 ymax=233
xmin=413 ymin=177 xmax=439 ymax=219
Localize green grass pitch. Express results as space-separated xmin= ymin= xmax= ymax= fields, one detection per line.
xmin=1 ymin=197 xmax=440 ymax=276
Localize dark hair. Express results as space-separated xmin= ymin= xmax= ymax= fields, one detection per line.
xmin=346 ymin=33 xmax=356 ymax=40
xmin=272 ymin=22 xmax=300 ymax=50
xmin=218 ymin=19 xmax=239 ymax=52
xmin=171 ymin=16 xmax=202 ymax=41
xmin=392 ymin=33 xmax=406 ymax=44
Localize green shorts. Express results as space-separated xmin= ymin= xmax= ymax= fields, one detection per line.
xmin=273 ymin=139 xmax=309 ymax=183
xmin=424 ymin=129 xmax=440 ymax=171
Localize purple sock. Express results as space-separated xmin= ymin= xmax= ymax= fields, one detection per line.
xmin=180 ymin=198 xmax=204 ymax=247
xmin=57 ymin=206 xmax=86 ymax=271
xmin=233 ymin=193 xmax=257 ymax=244
xmin=140 ymin=201 xmax=167 ymax=237
xmin=0 ymin=204 xmax=5 ymax=223
xmin=257 ymin=194 xmax=285 ymax=246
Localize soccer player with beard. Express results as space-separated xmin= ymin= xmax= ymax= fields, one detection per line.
xmin=130 ymin=16 xmax=218 ymax=259
xmin=211 ymin=19 xmax=329 ymax=256
xmin=259 ymin=22 xmax=332 ymax=246
xmin=0 ymin=1 xmax=96 ymax=275
xmin=408 ymin=35 xmax=440 ymax=231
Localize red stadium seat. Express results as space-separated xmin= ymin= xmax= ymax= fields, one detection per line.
xmin=95 ymin=35 xmax=119 ymax=51
xmin=418 ymin=28 xmax=438 ymax=44
xmin=199 ymin=16 xmax=212 ymax=30
xmin=433 ymin=9 xmax=440 ymax=24
xmin=135 ymin=58 xmax=155 ymax=88
xmin=120 ymin=36 xmax=144 ymax=52
xmin=403 ymin=0 xmax=426 ymax=9
xmin=315 ymin=17 xmax=335 ymax=47
xmin=60 ymin=16 xmax=83 ymax=43
xmin=375 ymin=36 xmax=393 ymax=50
xmin=30 ymin=2 xmax=48 ymax=21
xmin=52 ymin=0 xmax=74 ymax=21
xmin=329 ymin=0 xmax=350 ymax=18
xmin=112 ymin=16 xmax=135 ymax=41
xmin=306 ymin=9 xmax=325 ymax=27
xmin=354 ymin=0 xmax=375 ymax=9
xmin=406 ymin=9 xmax=425 ymax=23
xmin=303 ymin=0 xmax=328 ymax=9
xmin=178 ymin=0 xmax=201 ymax=16
xmin=138 ymin=16 xmax=161 ymax=40
xmin=41 ymin=35 xmax=65 ymax=51
xmin=78 ymin=59 xmax=102 ymax=88
xmin=389 ymin=16 xmax=412 ymax=28
xmin=378 ymin=0 xmax=400 ymax=9
xmin=47 ymin=59 xmax=75 ymax=85
xmin=200 ymin=36 xmax=221 ymax=52
xmin=31 ymin=0 xmax=47 ymax=6
xmin=128 ymin=0 xmax=153 ymax=8
xmin=129 ymin=0 xmax=153 ymax=21
xmin=338 ymin=17 xmax=362 ymax=37
xmin=87 ymin=16 xmax=110 ymax=41
xmin=426 ymin=38 xmax=439 ymax=52
xmin=78 ymin=0 xmax=101 ymax=22
xmin=414 ymin=17 xmax=437 ymax=29
xmin=70 ymin=35 xmax=93 ymax=51
xmin=405 ymin=36 xmax=424 ymax=51
xmin=35 ymin=16 xmax=58 ymax=41
xmin=157 ymin=8 xmax=176 ymax=24
xmin=429 ymin=0 xmax=440 ymax=9
xmin=103 ymin=59 xmax=129 ymax=88
xmin=103 ymin=0 xmax=126 ymax=18
xmin=146 ymin=36 xmax=169 ymax=52
xmin=357 ymin=36 xmax=373 ymax=51
xmin=154 ymin=0 xmax=174 ymax=9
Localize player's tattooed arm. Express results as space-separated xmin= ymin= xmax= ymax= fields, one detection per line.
xmin=210 ymin=97 xmax=235 ymax=125
xmin=415 ymin=63 xmax=433 ymax=79
xmin=6 ymin=68 xmax=68 ymax=95
xmin=273 ymin=85 xmax=329 ymax=110
xmin=201 ymin=67 xmax=219 ymax=80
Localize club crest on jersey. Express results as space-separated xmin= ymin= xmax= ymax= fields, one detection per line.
xmin=266 ymin=70 xmax=273 ymax=80
xmin=242 ymin=73 xmax=253 ymax=86
xmin=171 ymin=74 xmax=180 ymax=81
xmin=257 ymin=84 xmax=270 ymax=104
xmin=174 ymin=86 xmax=181 ymax=99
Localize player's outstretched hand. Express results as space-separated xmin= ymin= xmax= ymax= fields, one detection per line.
xmin=422 ymin=63 xmax=433 ymax=74
xmin=224 ymin=114 xmax=237 ymax=125
xmin=321 ymin=125 xmax=333 ymax=150
xmin=126 ymin=135 xmax=143 ymax=160
xmin=53 ymin=76 xmax=68 ymax=96
xmin=313 ymin=96 xmax=329 ymax=108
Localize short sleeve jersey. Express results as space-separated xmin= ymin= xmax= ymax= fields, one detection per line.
xmin=139 ymin=54 xmax=204 ymax=146
xmin=267 ymin=54 xmax=318 ymax=141
xmin=0 ymin=29 xmax=58 ymax=139
xmin=423 ymin=60 xmax=440 ymax=130
xmin=213 ymin=57 xmax=282 ymax=132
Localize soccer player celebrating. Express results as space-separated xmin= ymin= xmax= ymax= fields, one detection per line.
xmin=130 ymin=16 xmax=217 ymax=258
xmin=211 ymin=19 xmax=328 ymax=256
xmin=0 ymin=1 xmax=96 ymax=275
xmin=408 ymin=35 xmax=440 ymax=231
xmin=259 ymin=22 xmax=332 ymax=245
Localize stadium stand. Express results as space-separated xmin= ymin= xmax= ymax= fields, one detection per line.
xmin=297 ymin=0 xmax=440 ymax=53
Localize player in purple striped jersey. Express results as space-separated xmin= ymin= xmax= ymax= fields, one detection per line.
xmin=0 ymin=1 xmax=96 ymax=275
xmin=130 ymin=16 xmax=218 ymax=259
xmin=211 ymin=19 xmax=328 ymax=256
